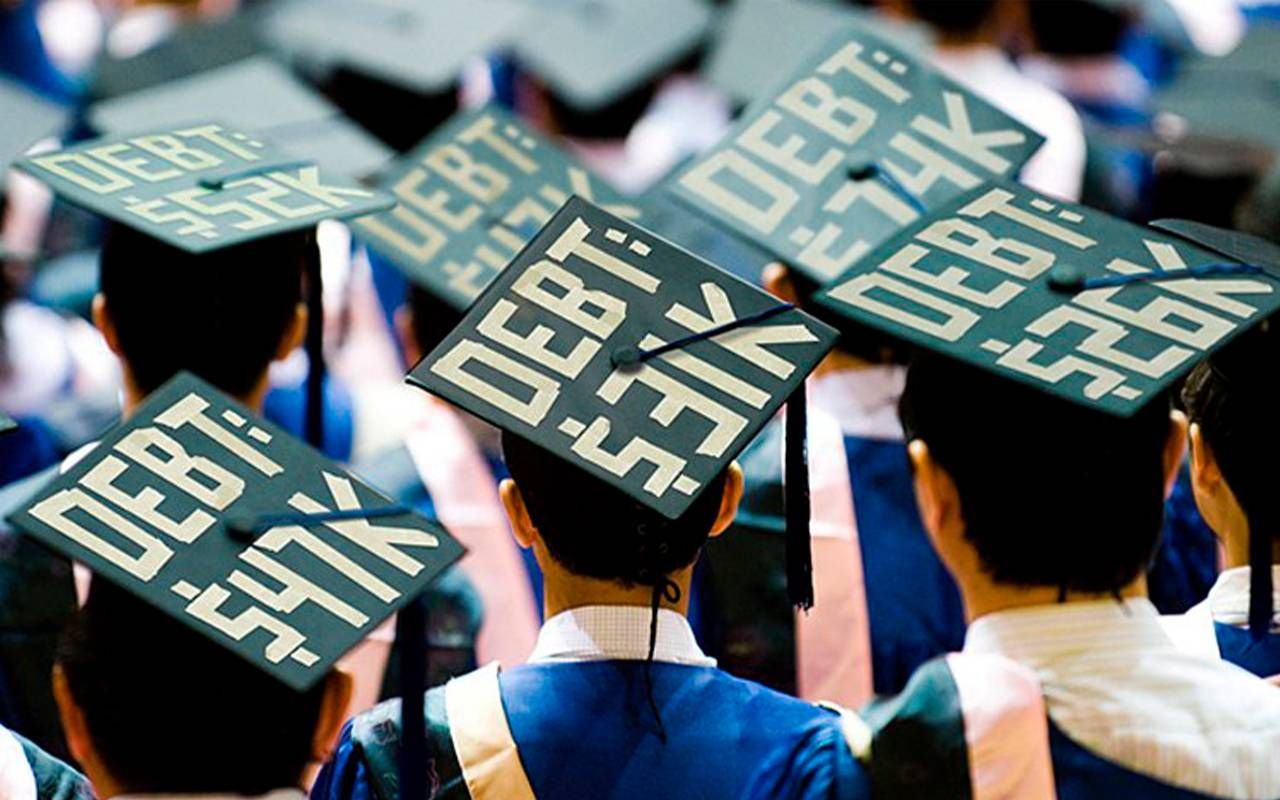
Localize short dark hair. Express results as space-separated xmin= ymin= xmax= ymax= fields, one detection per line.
xmin=58 ymin=582 xmax=326 ymax=795
xmin=906 ymin=0 xmax=998 ymax=36
xmin=1029 ymin=0 xmax=1131 ymax=57
xmin=899 ymin=354 xmax=1173 ymax=593
xmin=501 ymin=432 xmax=728 ymax=586
xmin=1183 ymin=318 xmax=1280 ymax=540
xmin=98 ymin=224 xmax=307 ymax=397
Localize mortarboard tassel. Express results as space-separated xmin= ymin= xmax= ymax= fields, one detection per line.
xmin=303 ymin=234 xmax=326 ymax=450
xmin=785 ymin=386 xmax=814 ymax=611
xmin=398 ymin=594 xmax=429 ymax=800
xmin=1249 ymin=520 xmax=1274 ymax=640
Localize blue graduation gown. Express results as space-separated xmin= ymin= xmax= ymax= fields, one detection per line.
xmin=842 ymin=435 xmax=964 ymax=694
xmin=702 ymin=418 xmax=964 ymax=698
xmin=750 ymin=656 xmax=1280 ymax=800
xmin=312 ymin=662 xmax=870 ymax=800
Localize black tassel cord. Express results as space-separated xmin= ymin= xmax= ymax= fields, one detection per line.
xmin=785 ymin=386 xmax=814 ymax=611
xmin=1249 ymin=519 xmax=1274 ymax=640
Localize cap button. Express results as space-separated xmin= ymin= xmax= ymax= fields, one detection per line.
xmin=1048 ymin=264 xmax=1085 ymax=294
xmin=612 ymin=346 xmax=642 ymax=369
xmin=847 ymin=151 xmax=878 ymax=181
xmin=225 ymin=512 xmax=260 ymax=543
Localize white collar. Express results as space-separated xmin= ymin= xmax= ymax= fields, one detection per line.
xmin=964 ymin=598 xmax=1169 ymax=662
xmin=808 ymin=366 xmax=905 ymax=440
xmin=528 ymin=606 xmax=715 ymax=667
xmin=1207 ymin=566 xmax=1280 ymax=630
xmin=113 ymin=791 xmax=304 ymax=800
xmin=965 ymin=598 xmax=1280 ymax=800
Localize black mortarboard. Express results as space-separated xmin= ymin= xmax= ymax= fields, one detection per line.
xmin=354 ymin=104 xmax=641 ymax=313
xmin=816 ymin=179 xmax=1280 ymax=416
xmin=7 ymin=371 xmax=463 ymax=689
xmin=670 ymin=23 xmax=1044 ymax=287
xmin=408 ymin=196 xmax=838 ymax=607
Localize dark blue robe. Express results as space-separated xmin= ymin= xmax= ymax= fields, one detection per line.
xmin=312 ymin=661 xmax=870 ymax=800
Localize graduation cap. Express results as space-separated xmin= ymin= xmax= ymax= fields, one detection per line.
xmin=669 ymin=23 xmax=1044 ymax=287
xmin=814 ymin=179 xmax=1280 ymax=416
xmin=702 ymin=0 xmax=931 ymax=107
xmin=354 ymin=104 xmax=642 ymax=313
xmin=0 ymin=77 xmax=69 ymax=188
xmin=1153 ymin=70 xmax=1280 ymax=150
xmin=261 ymin=0 xmax=528 ymax=96
xmin=510 ymin=0 xmax=715 ymax=114
xmin=1156 ymin=220 xmax=1280 ymax=643
xmin=6 ymin=370 xmax=462 ymax=690
xmin=408 ymin=195 xmax=838 ymax=608
xmin=86 ymin=56 xmax=394 ymax=181
xmin=12 ymin=121 xmax=395 ymax=448
xmin=90 ymin=13 xmax=265 ymax=101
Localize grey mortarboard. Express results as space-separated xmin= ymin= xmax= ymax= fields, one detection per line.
xmin=6 ymin=371 xmax=464 ymax=690
xmin=86 ymin=56 xmax=394 ymax=181
xmin=0 ymin=77 xmax=68 ymax=189
xmin=355 ymin=104 xmax=641 ymax=314
xmin=510 ymin=0 xmax=715 ymax=113
xmin=409 ymin=195 xmax=838 ymax=608
xmin=90 ymin=13 xmax=264 ymax=101
xmin=702 ymin=0 xmax=931 ymax=107
xmin=670 ymin=23 xmax=1045 ymax=288
xmin=13 ymin=121 xmax=395 ymax=449
xmin=261 ymin=0 xmax=529 ymax=96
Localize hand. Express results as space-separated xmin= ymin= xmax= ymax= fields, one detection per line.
xmin=1267 ymin=674 xmax=1280 ymax=688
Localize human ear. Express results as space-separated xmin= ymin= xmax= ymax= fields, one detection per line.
xmin=275 ymin=303 xmax=308 ymax=361
xmin=92 ymin=294 xmax=123 ymax=356
xmin=763 ymin=263 xmax=800 ymax=306
xmin=1162 ymin=410 xmax=1189 ymax=498
xmin=708 ymin=463 xmax=744 ymax=539
xmin=395 ymin=305 xmax=423 ymax=366
xmin=499 ymin=479 xmax=538 ymax=550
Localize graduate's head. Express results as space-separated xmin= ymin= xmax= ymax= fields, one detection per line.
xmin=900 ymin=354 xmax=1186 ymax=612
xmin=52 ymin=582 xmax=351 ymax=798
xmin=1028 ymin=0 xmax=1132 ymax=57
xmin=94 ymin=224 xmax=308 ymax=409
xmin=1183 ymin=317 xmax=1280 ymax=570
xmin=499 ymin=431 xmax=742 ymax=595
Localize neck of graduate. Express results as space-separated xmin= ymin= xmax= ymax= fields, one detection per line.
xmin=538 ymin=548 xmax=695 ymax=620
